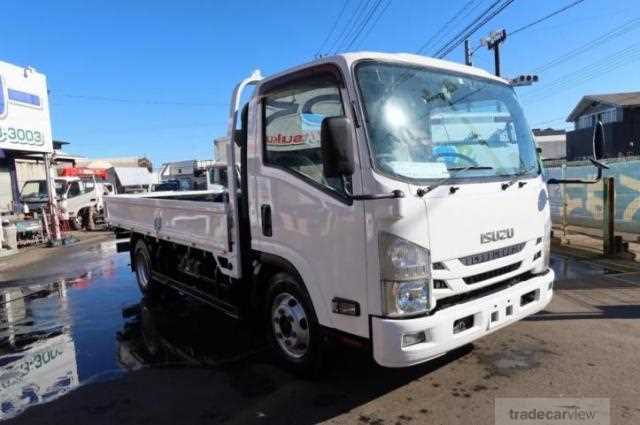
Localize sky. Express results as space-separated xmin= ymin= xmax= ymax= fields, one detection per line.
xmin=2 ymin=0 xmax=639 ymax=167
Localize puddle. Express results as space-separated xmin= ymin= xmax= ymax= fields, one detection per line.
xmin=0 ymin=249 xmax=263 ymax=421
xmin=475 ymin=343 xmax=551 ymax=378
xmin=550 ymin=255 xmax=621 ymax=280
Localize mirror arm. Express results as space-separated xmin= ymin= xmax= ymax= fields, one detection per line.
xmin=546 ymin=159 xmax=609 ymax=185
xmin=351 ymin=190 xmax=405 ymax=201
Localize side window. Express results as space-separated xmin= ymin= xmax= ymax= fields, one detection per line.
xmin=84 ymin=181 xmax=95 ymax=193
xmin=263 ymin=73 xmax=346 ymax=194
xmin=67 ymin=182 xmax=81 ymax=198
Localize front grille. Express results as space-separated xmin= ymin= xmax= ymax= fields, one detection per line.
xmin=459 ymin=243 xmax=526 ymax=266
xmin=463 ymin=262 xmax=521 ymax=285
xmin=433 ymin=271 xmax=535 ymax=313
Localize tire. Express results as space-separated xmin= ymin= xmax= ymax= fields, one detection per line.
xmin=265 ymin=272 xmax=322 ymax=375
xmin=133 ymin=240 xmax=158 ymax=296
xmin=86 ymin=208 xmax=97 ymax=231
xmin=70 ymin=213 xmax=83 ymax=230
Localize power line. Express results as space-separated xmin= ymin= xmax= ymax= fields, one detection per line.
xmin=530 ymin=16 xmax=640 ymax=74
xmin=354 ymin=0 xmax=393 ymax=49
xmin=315 ymin=1 xmax=350 ymax=57
xmin=53 ymin=93 xmax=225 ymax=107
xmin=433 ymin=0 xmax=516 ymax=59
xmin=524 ymin=43 xmax=640 ymax=97
xmin=510 ymin=0 xmax=587 ymax=37
xmin=343 ymin=0 xmax=386 ymax=51
xmin=530 ymin=116 xmax=568 ymax=127
xmin=416 ymin=0 xmax=479 ymax=54
xmin=330 ymin=0 xmax=371 ymax=53
xmin=430 ymin=0 xmax=503 ymax=57
xmin=521 ymin=43 xmax=640 ymax=104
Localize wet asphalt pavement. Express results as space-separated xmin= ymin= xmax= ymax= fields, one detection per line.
xmin=0 ymin=238 xmax=639 ymax=424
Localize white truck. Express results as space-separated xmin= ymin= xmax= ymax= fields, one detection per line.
xmin=20 ymin=176 xmax=106 ymax=230
xmin=106 ymin=52 xmax=605 ymax=371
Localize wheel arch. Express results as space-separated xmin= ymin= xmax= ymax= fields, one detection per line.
xmin=251 ymin=252 xmax=311 ymax=316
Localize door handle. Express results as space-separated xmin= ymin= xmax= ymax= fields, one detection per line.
xmin=261 ymin=204 xmax=272 ymax=237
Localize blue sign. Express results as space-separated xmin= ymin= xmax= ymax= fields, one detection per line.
xmin=8 ymin=89 xmax=41 ymax=107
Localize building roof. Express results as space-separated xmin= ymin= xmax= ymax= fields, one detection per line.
xmin=108 ymin=167 xmax=155 ymax=186
xmin=532 ymin=128 xmax=566 ymax=136
xmin=567 ymin=91 xmax=640 ymax=122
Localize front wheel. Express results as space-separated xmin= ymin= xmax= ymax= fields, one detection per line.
xmin=70 ymin=214 xmax=83 ymax=230
xmin=133 ymin=240 xmax=158 ymax=296
xmin=265 ymin=272 xmax=322 ymax=375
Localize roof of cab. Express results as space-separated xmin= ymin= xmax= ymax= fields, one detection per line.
xmin=258 ymin=51 xmax=509 ymax=87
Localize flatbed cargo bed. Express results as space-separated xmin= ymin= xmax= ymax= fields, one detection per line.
xmin=105 ymin=189 xmax=230 ymax=256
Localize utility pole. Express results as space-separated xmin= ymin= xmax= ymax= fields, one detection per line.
xmin=481 ymin=29 xmax=507 ymax=77
xmin=44 ymin=153 xmax=62 ymax=244
xmin=464 ymin=39 xmax=472 ymax=66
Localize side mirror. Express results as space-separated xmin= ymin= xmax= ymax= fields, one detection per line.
xmin=592 ymin=120 xmax=605 ymax=160
xmin=547 ymin=121 xmax=609 ymax=185
xmin=320 ymin=116 xmax=355 ymax=178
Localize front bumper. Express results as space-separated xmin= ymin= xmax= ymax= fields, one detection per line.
xmin=371 ymin=270 xmax=554 ymax=368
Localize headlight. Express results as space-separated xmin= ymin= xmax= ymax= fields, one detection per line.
xmin=379 ymin=233 xmax=431 ymax=317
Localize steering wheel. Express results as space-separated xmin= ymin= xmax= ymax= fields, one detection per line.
xmin=432 ymin=151 xmax=478 ymax=167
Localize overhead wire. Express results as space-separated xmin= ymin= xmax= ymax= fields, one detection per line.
xmin=53 ymin=93 xmax=226 ymax=107
xmin=353 ymin=0 xmax=393 ymax=50
xmin=343 ymin=0 xmax=386 ymax=51
xmin=433 ymin=0 xmax=516 ymax=59
xmin=521 ymin=42 xmax=640 ymax=104
xmin=315 ymin=1 xmax=350 ymax=57
xmin=509 ymin=0 xmax=587 ymax=37
xmin=530 ymin=16 xmax=640 ymax=74
xmin=330 ymin=0 xmax=372 ymax=53
xmin=416 ymin=0 xmax=480 ymax=54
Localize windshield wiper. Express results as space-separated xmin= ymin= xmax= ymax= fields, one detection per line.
xmin=417 ymin=165 xmax=494 ymax=196
xmin=500 ymin=166 xmax=537 ymax=190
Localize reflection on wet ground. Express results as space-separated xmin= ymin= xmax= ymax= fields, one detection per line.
xmin=0 ymin=252 xmax=138 ymax=419
xmin=0 ymin=245 xmax=271 ymax=421
xmin=549 ymin=254 xmax=622 ymax=280
xmin=0 ymin=248 xmax=637 ymax=421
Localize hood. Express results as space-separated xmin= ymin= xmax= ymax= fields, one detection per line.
xmin=421 ymin=178 xmax=548 ymax=262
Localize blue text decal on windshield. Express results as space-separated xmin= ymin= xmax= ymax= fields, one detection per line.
xmin=8 ymin=89 xmax=41 ymax=107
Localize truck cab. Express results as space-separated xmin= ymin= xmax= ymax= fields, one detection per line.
xmin=21 ymin=176 xmax=103 ymax=230
xmin=107 ymin=52 xmax=555 ymax=371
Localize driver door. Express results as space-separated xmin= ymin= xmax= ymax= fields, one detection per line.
xmin=250 ymin=65 xmax=370 ymax=338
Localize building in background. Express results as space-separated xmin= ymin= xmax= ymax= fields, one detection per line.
xmin=75 ymin=156 xmax=152 ymax=172
xmin=106 ymin=166 xmax=156 ymax=194
xmin=566 ymin=91 xmax=640 ymax=161
xmin=13 ymin=140 xmax=83 ymax=193
xmin=532 ymin=128 xmax=566 ymax=161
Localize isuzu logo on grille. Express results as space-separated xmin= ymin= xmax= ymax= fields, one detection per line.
xmin=480 ymin=228 xmax=514 ymax=244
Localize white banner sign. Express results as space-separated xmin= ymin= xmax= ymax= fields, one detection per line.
xmin=0 ymin=61 xmax=53 ymax=154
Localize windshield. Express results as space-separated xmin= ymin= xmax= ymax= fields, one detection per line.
xmin=355 ymin=62 xmax=539 ymax=182
xmin=21 ymin=180 xmax=66 ymax=199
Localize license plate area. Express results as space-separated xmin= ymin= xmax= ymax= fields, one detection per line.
xmin=488 ymin=298 xmax=515 ymax=329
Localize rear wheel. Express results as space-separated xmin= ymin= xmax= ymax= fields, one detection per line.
xmin=134 ymin=240 xmax=158 ymax=295
xmin=265 ymin=272 xmax=322 ymax=375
